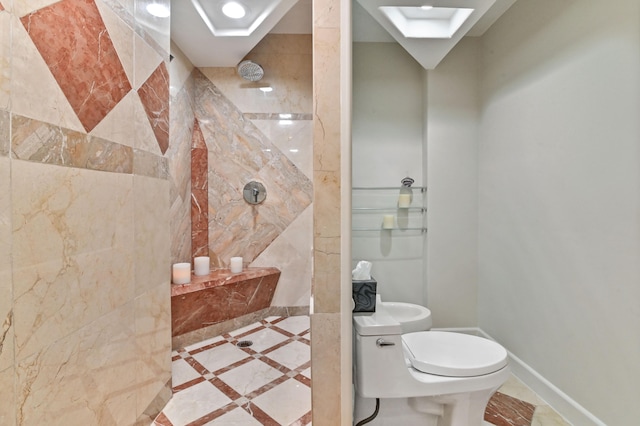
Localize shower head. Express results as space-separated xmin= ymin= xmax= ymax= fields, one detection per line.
xmin=237 ymin=60 xmax=264 ymax=81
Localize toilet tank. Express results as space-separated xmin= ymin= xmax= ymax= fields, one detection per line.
xmin=353 ymin=332 xmax=413 ymax=398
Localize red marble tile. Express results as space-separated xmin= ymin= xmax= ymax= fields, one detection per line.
xmin=171 ymin=269 xmax=281 ymax=337
xmin=171 ymin=267 xmax=280 ymax=296
xmin=191 ymin=150 xmax=208 ymax=190
xmin=20 ymin=0 xmax=132 ymax=132
xmin=209 ymin=376 xmax=243 ymax=400
xmin=152 ymin=412 xmax=173 ymax=426
xmin=191 ymin=121 xmax=209 ymax=259
xmin=191 ymin=187 xmax=208 ymax=258
xmin=241 ymin=403 xmax=280 ymax=426
xmin=484 ymin=391 xmax=536 ymax=426
xmin=138 ymin=62 xmax=169 ymax=154
xmin=187 ymin=403 xmax=238 ymax=426
xmin=191 ymin=118 xmax=207 ymax=149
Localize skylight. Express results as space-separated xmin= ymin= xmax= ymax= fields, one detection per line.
xmin=379 ymin=6 xmax=474 ymax=38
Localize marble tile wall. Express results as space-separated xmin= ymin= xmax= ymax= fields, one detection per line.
xmin=0 ymin=0 xmax=172 ymax=424
xmin=311 ymin=0 xmax=348 ymax=423
xmin=168 ymin=42 xmax=194 ymax=265
xmin=192 ymin=34 xmax=314 ymax=308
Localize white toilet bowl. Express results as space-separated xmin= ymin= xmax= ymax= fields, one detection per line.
xmin=353 ymin=297 xmax=509 ymax=426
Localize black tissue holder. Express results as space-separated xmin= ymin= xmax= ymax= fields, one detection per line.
xmin=352 ymin=278 xmax=377 ymax=312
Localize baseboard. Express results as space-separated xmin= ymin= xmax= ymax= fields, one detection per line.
xmin=475 ymin=328 xmax=606 ymax=426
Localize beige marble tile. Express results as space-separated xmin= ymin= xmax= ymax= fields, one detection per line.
xmin=96 ymin=0 xmax=134 ymax=84
xmin=0 ymin=10 xmax=10 ymax=111
xmin=10 ymin=14 xmax=84 ymax=132
xmin=312 ymin=236 xmax=341 ymax=314
xmin=133 ymin=90 xmax=163 ymax=154
xmin=310 ymin=313 xmax=342 ymax=426
xmin=312 ymin=28 xmax=341 ymax=174
xmin=252 ymin=205 xmax=313 ymax=307
xmin=134 ymin=32 xmax=163 ymax=90
xmin=313 ymin=170 xmax=341 ymax=237
xmin=0 ymin=366 xmax=15 ymax=426
xmin=498 ymin=374 xmax=547 ymax=406
xmin=15 ymin=303 xmax=138 ymax=425
xmin=0 ymin=156 xmax=12 ymax=373
xmin=0 ymin=270 xmax=13 ymax=373
xmin=90 ymin=89 xmax=136 ymax=148
xmin=11 ymin=161 xmax=135 ymax=359
xmin=135 ymin=282 xmax=172 ymax=418
xmin=167 ymin=76 xmax=193 ymax=264
xmin=134 ymin=175 xmax=170 ymax=296
xmin=532 ymin=405 xmax=572 ymax=426
xmin=12 ymin=0 xmax=59 ymax=16
xmin=252 ymin=119 xmax=313 ymax=179
xmin=169 ymin=41 xmax=194 ymax=98
xmin=0 ymin=110 xmax=8 ymax=156
xmin=134 ymin=0 xmax=170 ymax=57
xmin=200 ymin=35 xmax=312 ymax=115
xmin=313 ymin=0 xmax=340 ymax=28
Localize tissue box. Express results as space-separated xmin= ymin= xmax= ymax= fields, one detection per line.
xmin=352 ymin=278 xmax=377 ymax=312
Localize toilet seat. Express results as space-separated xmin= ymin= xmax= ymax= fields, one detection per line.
xmin=402 ymin=331 xmax=508 ymax=377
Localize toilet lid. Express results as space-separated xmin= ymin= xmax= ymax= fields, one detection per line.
xmin=402 ymin=331 xmax=508 ymax=377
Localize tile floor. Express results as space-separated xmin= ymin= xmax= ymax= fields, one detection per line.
xmin=154 ymin=316 xmax=570 ymax=426
xmin=154 ymin=316 xmax=311 ymax=426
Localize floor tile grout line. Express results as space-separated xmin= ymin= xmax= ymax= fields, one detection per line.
xmin=163 ymin=316 xmax=313 ymax=425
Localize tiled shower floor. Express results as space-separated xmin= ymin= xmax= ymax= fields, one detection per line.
xmin=154 ymin=316 xmax=570 ymax=426
xmin=154 ymin=316 xmax=312 ymax=426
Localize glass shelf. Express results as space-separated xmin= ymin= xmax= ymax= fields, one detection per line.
xmin=353 ymin=186 xmax=427 ymax=192
xmin=352 ymin=186 xmax=427 ymax=233
xmin=352 ymin=227 xmax=427 ymax=233
xmin=352 ymin=207 xmax=426 ymax=213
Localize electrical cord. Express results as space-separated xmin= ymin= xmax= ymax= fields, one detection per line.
xmin=354 ymin=398 xmax=380 ymax=426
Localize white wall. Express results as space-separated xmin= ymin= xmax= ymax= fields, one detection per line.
xmin=352 ymin=43 xmax=427 ymax=304
xmin=426 ymin=38 xmax=480 ymax=328
xmin=352 ymin=40 xmax=481 ymax=325
xmin=477 ymin=0 xmax=640 ymax=424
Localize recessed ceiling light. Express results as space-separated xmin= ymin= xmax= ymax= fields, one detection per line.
xmin=147 ymin=3 xmax=170 ymax=18
xmin=420 ymin=5 xmax=433 ymax=10
xmin=222 ymin=1 xmax=246 ymax=19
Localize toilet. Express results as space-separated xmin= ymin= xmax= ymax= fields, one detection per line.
xmin=353 ymin=296 xmax=509 ymax=426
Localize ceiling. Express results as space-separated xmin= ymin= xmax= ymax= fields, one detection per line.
xmin=171 ymin=0 xmax=517 ymax=69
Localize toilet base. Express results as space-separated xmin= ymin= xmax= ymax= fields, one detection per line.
xmin=354 ymin=387 xmax=499 ymax=426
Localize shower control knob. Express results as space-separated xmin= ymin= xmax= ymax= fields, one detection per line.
xmin=243 ymin=181 xmax=266 ymax=205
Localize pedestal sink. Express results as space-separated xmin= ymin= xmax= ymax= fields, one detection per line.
xmin=379 ymin=300 xmax=433 ymax=333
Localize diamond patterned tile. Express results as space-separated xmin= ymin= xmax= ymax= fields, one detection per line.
xmin=228 ymin=322 xmax=262 ymax=337
xmin=20 ymin=0 xmax=132 ymax=132
xmin=137 ymin=62 xmax=169 ymax=154
xmin=171 ymin=358 xmax=201 ymax=387
xmin=191 ymin=342 xmax=250 ymax=373
xmin=240 ymin=327 xmax=290 ymax=353
xmin=156 ymin=315 xmax=567 ymax=426
xmin=203 ymin=407 xmax=263 ymax=425
xmin=273 ymin=315 xmax=310 ymax=335
xmin=162 ymin=380 xmax=232 ymax=425
xmin=266 ymin=341 xmax=310 ymax=370
xmin=251 ymin=378 xmax=311 ymax=425
xmin=218 ymin=359 xmax=284 ymax=395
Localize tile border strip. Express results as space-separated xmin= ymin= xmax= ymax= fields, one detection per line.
xmin=10 ymin=114 xmax=167 ymax=179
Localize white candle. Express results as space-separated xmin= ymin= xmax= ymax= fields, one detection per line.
xmin=230 ymin=257 xmax=243 ymax=273
xmin=172 ymin=263 xmax=191 ymax=284
xmin=194 ymin=256 xmax=210 ymax=276
xmin=382 ymin=215 xmax=394 ymax=229
xmin=398 ymin=194 xmax=411 ymax=208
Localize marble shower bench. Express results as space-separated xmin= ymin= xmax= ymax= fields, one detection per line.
xmin=171 ymin=267 xmax=281 ymax=349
